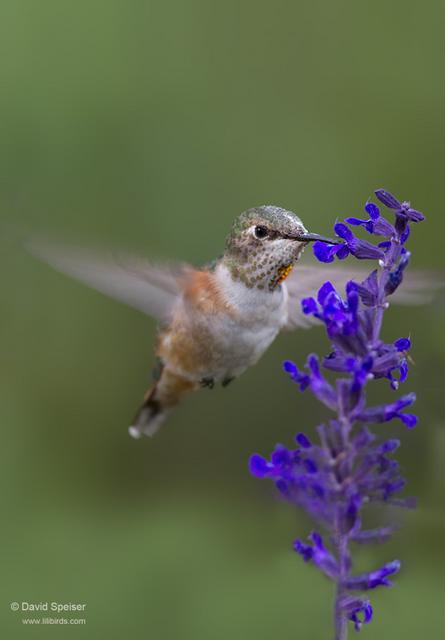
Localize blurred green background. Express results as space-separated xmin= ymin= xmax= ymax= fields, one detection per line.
xmin=1 ymin=1 xmax=444 ymax=638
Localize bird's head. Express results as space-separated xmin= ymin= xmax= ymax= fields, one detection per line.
xmin=224 ymin=205 xmax=335 ymax=290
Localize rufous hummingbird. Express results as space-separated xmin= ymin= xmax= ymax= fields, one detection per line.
xmin=28 ymin=205 xmax=425 ymax=438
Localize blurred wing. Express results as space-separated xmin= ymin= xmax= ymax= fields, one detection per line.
xmin=27 ymin=239 xmax=190 ymax=322
xmin=284 ymin=264 xmax=443 ymax=331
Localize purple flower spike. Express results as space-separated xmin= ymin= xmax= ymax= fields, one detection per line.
xmin=251 ymin=189 xmax=424 ymax=637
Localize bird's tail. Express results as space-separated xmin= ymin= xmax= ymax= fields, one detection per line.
xmin=129 ymin=386 xmax=167 ymax=438
xmin=128 ymin=369 xmax=196 ymax=439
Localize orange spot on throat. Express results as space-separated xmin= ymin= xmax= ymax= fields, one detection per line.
xmin=276 ymin=264 xmax=293 ymax=284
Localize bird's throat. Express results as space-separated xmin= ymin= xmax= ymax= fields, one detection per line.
xmin=223 ymin=256 xmax=295 ymax=291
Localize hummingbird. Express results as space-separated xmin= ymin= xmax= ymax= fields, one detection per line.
xmin=28 ymin=205 xmax=429 ymax=438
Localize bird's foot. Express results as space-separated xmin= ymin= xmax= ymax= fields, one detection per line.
xmin=200 ymin=377 xmax=215 ymax=389
xmin=222 ymin=376 xmax=235 ymax=388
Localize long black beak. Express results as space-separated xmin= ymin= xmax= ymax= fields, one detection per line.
xmin=294 ymin=232 xmax=341 ymax=245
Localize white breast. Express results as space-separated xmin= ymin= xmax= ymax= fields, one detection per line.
xmin=201 ymin=264 xmax=288 ymax=379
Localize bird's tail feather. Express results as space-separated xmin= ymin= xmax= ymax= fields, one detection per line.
xmin=128 ymin=369 xmax=197 ymax=439
xmin=129 ymin=387 xmax=168 ymax=438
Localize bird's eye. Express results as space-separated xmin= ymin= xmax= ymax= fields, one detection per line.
xmin=254 ymin=225 xmax=269 ymax=239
